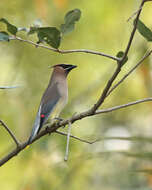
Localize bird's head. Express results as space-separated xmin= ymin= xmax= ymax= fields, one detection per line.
xmin=51 ymin=64 xmax=77 ymax=75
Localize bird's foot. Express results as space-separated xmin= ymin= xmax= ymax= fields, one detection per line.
xmin=46 ymin=126 xmax=51 ymax=135
xmin=53 ymin=117 xmax=66 ymax=128
xmin=54 ymin=117 xmax=64 ymax=122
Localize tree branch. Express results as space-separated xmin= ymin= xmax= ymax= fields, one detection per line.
xmin=90 ymin=0 xmax=146 ymax=112
xmin=95 ymin=97 xmax=152 ymax=115
xmin=56 ymin=131 xmax=152 ymax=144
xmin=10 ymin=36 xmax=119 ymax=61
xmin=0 ymin=120 xmax=20 ymax=147
xmin=55 ymin=130 xmax=97 ymax=144
xmin=122 ymin=0 xmax=145 ymax=62
xmin=64 ymin=121 xmax=72 ymax=161
xmin=127 ymin=7 xmax=142 ymax=22
xmin=0 ymin=96 xmax=152 ymax=167
xmin=0 ymin=0 xmax=149 ymax=168
xmin=107 ymin=50 xmax=152 ymax=96
xmin=0 ymin=85 xmax=20 ymax=89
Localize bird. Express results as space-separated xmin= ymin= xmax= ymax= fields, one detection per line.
xmin=28 ymin=64 xmax=77 ymax=143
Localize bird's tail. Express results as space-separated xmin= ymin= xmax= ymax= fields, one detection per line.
xmin=28 ymin=106 xmax=42 ymax=143
xmin=28 ymin=124 xmax=39 ymax=143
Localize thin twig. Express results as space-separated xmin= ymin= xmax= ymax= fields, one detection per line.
xmin=107 ymin=50 xmax=152 ymax=96
xmin=0 ymin=85 xmax=20 ymax=89
xmin=0 ymin=96 xmax=152 ymax=167
xmin=56 ymin=131 xmax=152 ymax=144
xmin=0 ymin=0 xmax=148 ymax=167
xmin=64 ymin=121 xmax=72 ymax=161
xmin=55 ymin=130 xmax=97 ymax=144
xmin=90 ymin=0 xmax=145 ymax=112
xmin=127 ymin=7 xmax=142 ymax=22
xmin=10 ymin=36 xmax=119 ymax=61
xmin=96 ymin=97 xmax=152 ymax=114
xmin=0 ymin=120 xmax=20 ymax=147
xmin=122 ymin=0 xmax=145 ymax=61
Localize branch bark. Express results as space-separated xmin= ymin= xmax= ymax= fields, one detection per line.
xmin=122 ymin=0 xmax=145 ymax=61
xmin=55 ymin=131 xmax=152 ymax=144
xmin=0 ymin=120 xmax=20 ymax=147
xmin=55 ymin=130 xmax=96 ymax=144
xmin=64 ymin=121 xmax=72 ymax=161
xmin=0 ymin=85 xmax=20 ymax=89
xmin=89 ymin=0 xmax=146 ymax=112
xmin=10 ymin=36 xmax=119 ymax=61
xmin=0 ymin=0 xmax=150 ymax=168
xmin=1 ymin=96 xmax=152 ymax=167
xmin=107 ymin=50 xmax=152 ymax=96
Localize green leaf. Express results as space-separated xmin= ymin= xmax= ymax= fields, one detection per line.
xmin=0 ymin=31 xmax=9 ymax=41
xmin=28 ymin=27 xmax=38 ymax=35
xmin=37 ymin=27 xmax=61 ymax=49
xmin=28 ymin=27 xmax=61 ymax=49
xmin=60 ymin=9 xmax=81 ymax=35
xmin=116 ymin=51 xmax=128 ymax=65
xmin=64 ymin=9 xmax=81 ymax=25
xmin=0 ymin=18 xmax=17 ymax=35
xmin=60 ymin=23 xmax=75 ymax=35
xmin=136 ymin=20 xmax=152 ymax=41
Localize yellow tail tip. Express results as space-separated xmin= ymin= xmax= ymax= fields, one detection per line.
xmin=26 ymin=145 xmax=30 ymax=149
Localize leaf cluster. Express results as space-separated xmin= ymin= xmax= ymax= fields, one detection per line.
xmin=0 ymin=9 xmax=81 ymax=49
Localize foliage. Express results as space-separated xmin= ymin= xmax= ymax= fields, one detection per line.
xmin=136 ymin=19 xmax=152 ymax=41
xmin=0 ymin=18 xmax=17 ymax=35
xmin=116 ymin=51 xmax=128 ymax=65
xmin=0 ymin=9 xmax=81 ymax=49
xmin=0 ymin=31 xmax=9 ymax=41
xmin=0 ymin=1 xmax=152 ymax=190
xmin=60 ymin=9 xmax=81 ymax=35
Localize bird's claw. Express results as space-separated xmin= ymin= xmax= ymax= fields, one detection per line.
xmin=53 ymin=117 xmax=66 ymax=128
xmin=46 ymin=126 xmax=51 ymax=135
xmin=54 ymin=117 xmax=64 ymax=122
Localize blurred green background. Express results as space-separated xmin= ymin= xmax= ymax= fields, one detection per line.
xmin=0 ymin=0 xmax=152 ymax=189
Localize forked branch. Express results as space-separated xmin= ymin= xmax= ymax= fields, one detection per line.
xmin=0 ymin=120 xmax=20 ymax=147
xmin=0 ymin=0 xmax=150 ymax=168
xmin=1 ymin=96 xmax=152 ymax=167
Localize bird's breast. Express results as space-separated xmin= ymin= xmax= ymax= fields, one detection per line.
xmin=50 ymin=81 xmax=68 ymax=119
xmin=56 ymin=80 xmax=68 ymax=102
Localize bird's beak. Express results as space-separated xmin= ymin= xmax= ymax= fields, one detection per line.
xmin=67 ymin=65 xmax=77 ymax=71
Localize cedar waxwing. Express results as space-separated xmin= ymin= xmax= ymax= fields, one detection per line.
xmin=28 ymin=64 xmax=77 ymax=143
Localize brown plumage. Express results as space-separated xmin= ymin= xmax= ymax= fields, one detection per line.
xmin=28 ymin=64 xmax=77 ymax=143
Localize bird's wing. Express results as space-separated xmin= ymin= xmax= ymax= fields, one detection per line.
xmin=28 ymin=82 xmax=60 ymax=143
xmin=40 ymin=82 xmax=60 ymax=125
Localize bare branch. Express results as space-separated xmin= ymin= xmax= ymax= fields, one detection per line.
xmin=0 ymin=85 xmax=20 ymax=89
xmin=0 ymin=96 xmax=152 ymax=167
xmin=107 ymin=50 xmax=152 ymax=96
xmin=58 ymin=49 xmax=119 ymax=61
xmin=56 ymin=131 xmax=152 ymax=144
xmin=0 ymin=0 xmax=149 ymax=167
xmin=0 ymin=120 xmax=20 ymax=147
xmin=90 ymin=0 xmax=146 ymax=112
xmin=122 ymin=0 xmax=145 ymax=61
xmin=55 ymin=130 xmax=97 ymax=144
xmin=127 ymin=7 xmax=142 ymax=22
xmin=55 ymin=131 xmax=152 ymax=144
xmin=10 ymin=36 xmax=119 ymax=61
xmin=64 ymin=121 xmax=72 ymax=161
xmin=96 ymin=97 xmax=152 ymax=115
